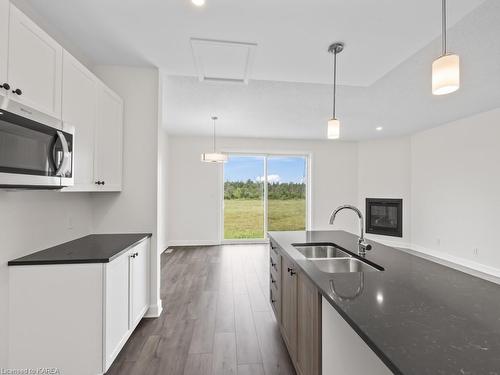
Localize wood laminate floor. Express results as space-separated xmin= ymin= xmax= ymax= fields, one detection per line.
xmin=107 ymin=244 xmax=296 ymax=375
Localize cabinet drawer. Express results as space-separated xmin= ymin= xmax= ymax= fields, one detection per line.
xmin=270 ymin=283 xmax=281 ymax=322
xmin=270 ymin=246 xmax=281 ymax=273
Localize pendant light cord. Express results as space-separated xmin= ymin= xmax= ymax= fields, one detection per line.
xmin=442 ymin=0 xmax=447 ymax=55
xmin=213 ymin=118 xmax=216 ymax=152
xmin=332 ymin=50 xmax=337 ymax=119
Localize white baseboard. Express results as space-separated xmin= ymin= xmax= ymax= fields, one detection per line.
xmin=145 ymin=301 xmax=163 ymax=318
xmin=166 ymin=240 xmax=220 ymax=247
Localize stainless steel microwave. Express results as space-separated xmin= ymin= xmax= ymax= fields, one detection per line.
xmin=0 ymin=104 xmax=74 ymax=189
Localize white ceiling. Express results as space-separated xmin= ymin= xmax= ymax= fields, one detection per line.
xmin=18 ymin=0 xmax=498 ymax=140
xmin=165 ymin=1 xmax=500 ymax=140
xmin=19 ymin=0 xmax=486 ymax=86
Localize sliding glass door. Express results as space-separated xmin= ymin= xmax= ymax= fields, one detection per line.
xmin=223 ymin=154 xmax=308 ymax=241
xmin=223 ymin=155 xmax=265 ymax=239
xmin=267 ymin=156 xmax=307 ymax=232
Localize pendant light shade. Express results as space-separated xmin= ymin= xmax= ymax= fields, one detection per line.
xmin=327 ymin=42 xmax=344 ymax=139
xmin=327 ymin=118 xmax=340 ymax=139
xmin=201 ymin=116 xmax=228 ymax=163
xmin=432 ymin=0 xmax=460 ymax=95
xmin=201 ymin=152 xmax=228 ymax=163
xmin=432 ymin=54 xmax=460 ymax=95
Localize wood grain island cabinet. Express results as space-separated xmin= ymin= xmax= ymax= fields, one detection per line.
xmin=270 ymin=240 xmax=321 ymax=375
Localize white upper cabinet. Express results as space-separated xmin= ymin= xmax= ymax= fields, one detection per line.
xmin=0 ymin=0 xmax=8 ymax=95
xmin=94 ymin=83 xmax=123 ymax=191
xmin=7 ymin=4 xmax=63 ymax=118
xmin=62 ymin=51 xmax=97 ymax=190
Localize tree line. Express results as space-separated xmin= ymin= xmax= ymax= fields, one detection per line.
xmin=224 ymin=180 xmax=305 ymax=200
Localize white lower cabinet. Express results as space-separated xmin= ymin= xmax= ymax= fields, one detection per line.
xmin=9 ymin=238 xmax=151 ymax=375
xmin=131 ymin=239 xmax=150 ymax=327
xmin=105 ymin=251 xmax=132 ymax=369
xmin=322 ymin=297 xmax=392 ymax=375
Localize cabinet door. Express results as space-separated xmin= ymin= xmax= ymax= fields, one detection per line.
xmin=131 ymin=239 xmax=150 ymax=327
xmin=105 ymin=252 xmax=130 ymax=370
xmin=0 ymin=0 xmax=8 ymax=96
xmin=281 ymin=256 xmax=298 ymax=362
xmin=7 ymin=5 xmax=62 ymax=118
xmin=297 ymin=272 xmax=321 ymax=375
xmin=95 ymin=83 xmax=123 ymax=191
xmin=62 ymin=50 xmax=97 ymax=191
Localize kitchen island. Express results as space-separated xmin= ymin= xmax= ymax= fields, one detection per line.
xmin=269 ymin=230 xmax=500 ymax=375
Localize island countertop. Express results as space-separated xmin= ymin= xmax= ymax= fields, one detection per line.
xmin=268 ymin=230 xmax=500 ymax=375
xmin=8 ymin=233 xmax=152 ymax=266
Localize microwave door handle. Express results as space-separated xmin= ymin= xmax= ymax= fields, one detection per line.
xmin=54 ymin=131 xmax=69 ymax=176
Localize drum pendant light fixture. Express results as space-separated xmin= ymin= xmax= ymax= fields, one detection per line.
xmin=327 ymin=42 xmax=344 ymax=139
xmin=432 ymin=0 xmax=460 ymax=95
xmin=201 ymin=116 xmax=228 ymax=163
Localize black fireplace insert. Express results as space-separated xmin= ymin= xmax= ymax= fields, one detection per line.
xmin=365 ymin=198 xmax=402 ymax=237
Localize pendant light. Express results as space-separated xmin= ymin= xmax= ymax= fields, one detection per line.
xmin=327 ymin=42 xmax=344 ymax=139
xmin=432 ymin=0 xmax=460 ymax=95
xmin=201 ymin=116 xmax=228 ymax=163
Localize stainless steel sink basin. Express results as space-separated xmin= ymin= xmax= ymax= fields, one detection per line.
xmin=310 ymin=258 xmax=380 ymax=273
xmin=293 ymin=244 xmax=352 ymax=259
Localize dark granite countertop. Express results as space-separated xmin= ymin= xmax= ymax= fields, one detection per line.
xmin=8 ymin=233 xmax=152 ymax=266
xmin=268 ymin=230 xmax=500 ymax=375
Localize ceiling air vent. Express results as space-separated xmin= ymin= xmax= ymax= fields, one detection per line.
xmin=190 ymin=38 xmax=257 ymax=84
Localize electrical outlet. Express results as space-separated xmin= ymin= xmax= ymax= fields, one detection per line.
xmin=473 ymin=248 xmax=479 ymax=257
xmin=67 ymin=215 xmax=74 ymax=230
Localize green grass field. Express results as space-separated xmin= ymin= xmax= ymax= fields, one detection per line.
xmin=224 ymin=199 xmax=305 ymax=239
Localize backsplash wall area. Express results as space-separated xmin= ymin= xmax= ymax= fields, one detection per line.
xmin=0 ymin=191 xmax=93 ymax=366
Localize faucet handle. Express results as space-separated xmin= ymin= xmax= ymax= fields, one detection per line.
xmin=358 ymin=241 xmax=372 ymax=256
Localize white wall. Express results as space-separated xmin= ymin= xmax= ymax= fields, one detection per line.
xmin=357 ymin=137 xmax=412 ymax=246
xmin=0 ymin=192 xmax=92 ymax=366
xmin=167 ymin=135 xmax=358 ymax=245
xmin=411 ymin=107 xmax=500 ymax=273
xmin=157 ymin=71 xmax=169 ymax=253
xmin=91 ymin=66 xmax=162 ymax=315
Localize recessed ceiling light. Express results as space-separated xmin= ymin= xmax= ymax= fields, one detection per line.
xmin=376 ymin=126 xmax=383 ymax=131
xmin=192 ymin=0 xmax=205 ymax=6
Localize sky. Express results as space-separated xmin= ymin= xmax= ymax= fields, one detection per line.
xmin=224 ymin=156 xmax=307 ymax=183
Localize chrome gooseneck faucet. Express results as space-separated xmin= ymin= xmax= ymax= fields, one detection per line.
xmin=329 ymin=205 xmax=372 ymax=256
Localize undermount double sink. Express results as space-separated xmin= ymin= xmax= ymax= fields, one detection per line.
xmin=292 ymin=243 xmax=383 ymax=274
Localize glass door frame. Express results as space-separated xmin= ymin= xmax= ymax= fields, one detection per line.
xmin=220 ymin=151 xmax=311 ymax=244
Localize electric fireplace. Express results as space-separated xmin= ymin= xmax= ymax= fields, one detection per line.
xmin=365 ymin=198 xmax=402 ymax=237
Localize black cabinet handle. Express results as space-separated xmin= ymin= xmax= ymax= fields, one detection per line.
xmin=270 ymin=260 xmax=276 ymax=267
xmin=0 ymin=83 xmax=10 ymax=90
xmin=95 ymin=181 xmax=102 ymax=185
xmin=271 ymin=275 xmax=276 ymax=284
xmin=288 ymin=267 xmax=296 ymax=276
xmin=102 ymin=181 xmax=105 ymax=185
xmin=271 ymin=298 xmax=276 ymax=303
xmin=12 ymin=88 xmax=22 ymax=95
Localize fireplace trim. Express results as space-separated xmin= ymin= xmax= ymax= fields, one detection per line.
xmin=365 ymin=198 xmax=403 ymax=238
